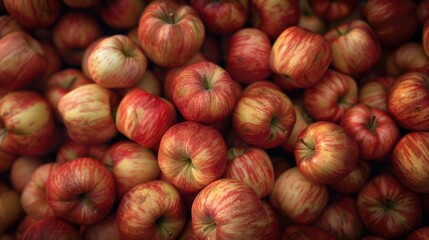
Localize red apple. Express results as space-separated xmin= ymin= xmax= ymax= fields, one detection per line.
xmin=192 ymin=178 xmax=268 ymax=239
xmin=281 ymin=225 xmax=335 ymax=240
xmin=385 ymin=42 xmax=429 ymax=77
xmin=358 ymin=76 xmax=395 ymax=111
xmin=0 ymin=15 xmax=25 ymax=38
xmin=116 ymin=180 xmax=186 ymax=240
xmin=80 ymin=210 xmax=123 ymax=240
xmin=308 ymin=0 xmax=359 ymax=22
xmin=138 ymin=0 xmax=205 ymax=67
xmin=15 ymin=215 xmax=38 ymax=240
xmin=3 ymin=0 xmax=61 ymax=29
xmin=270 ymin=26 xmax=332 ymax=89
xmin=9 ymin=156 xmax=44 ymax=193
xmin=55 ymin=138 xmax=109 ymax=164
xmin=357 ymin=173 xmax=422 ymax=239
xmin=270 ymin=167 xmax=329 ymax=224
xmin=63 ymin=0 xmax=100 ymax=8
xmin=21 ymin=216 xmax=80 ymax=240
xmin=100 ymin=0 xmax=146 ymax=29
xmin=122 ymin=70 xmax=162 ymax=97
xmin=46 ymin=157 xmax=116 ymax=225
xmin=262 ymin=201 xmax=282 ymax=240
xmin=391 ymin=131 xmax=429 ymax=193
xmin=158 ymin=121 xmax=227 ymax=194
xmin=330 ymin=160 xmax=372 ymax=194
xmin=295 ymin=121 xmax=359 ymax=185
xmin=298 ymin=1 xmax=328 ymax=35
xmin=407 ymin=227 xmax=429 ymax=240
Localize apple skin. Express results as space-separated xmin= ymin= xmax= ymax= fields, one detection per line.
xmin=281 ymin=225 xmax=335 ymax=240
xmin=424 ymin=19 xmax=429 ymax=58
xmin=62 ymin=0 xmax=100 ymax=8
xmin=0 ymin=91 xmax=56 ymax=156
xmin=55 ymin=139 xmax=109 ymax=164
xmin=9 ymin=156 xmax=44 ymax=193
xmin=21 ymin=216 xmax=80 ymax=240
xmin=177 ymin=220 xmax=198 ymax=240
xmin=330 ymin=160 xmax=372 ymax=194
xmin=391 ymin=131 xmax=429 ymax=193
xmin=269 ymin=26 xmax=332 ymax=89
xmin=3 ymin=0 xmax=61 ymax=29
xmin=85 ymin=34 xmax=148 ymax=89
xmin=295 ymin=121 xmax=359 ymax=185
xmin=385 ymin=42 xmax=429 ymax=78
xmin=116 ymin=180 xmax=187 ymax=240
xmin=270 ymin=167 xmax=329 ymax=225
xmin=121 ymin=70 xmax=162 ymax=97
xmin=16 ymin=215 xmax=38 ymax=240
xmin=407 ymin=227 xmax=429 ymax=240
xmin=261 ymin=201 xmax=282 ymax=240
xmin=358 ymin=76 xmax=395 ymax=112
xmin=46 ymin=157 xmax=116 ymax=225
xmin=100 ymin=0 xmax=146 ymax=29
xmin=115 ymin=88 xmax=177 ymax=149
xmin=0 ymin=183 xmax=25 ymax=234
xmin=340 ymin=103 xmax=400 ymax=161
xmin=308 ymin=0 xmax=359 ymax=22
xmin=418 ymin=0 xmax=429 ymax=24
xmin=0 ymin=147 xmax=16 ymax=174
xmin=190 ymin=0 xmax=248 ymax=36
xmin=80 ymin=210 xmax=123 ymax=240
xmin=224 ymin=146 xmax=275 ymax=199
xmin=386 ymin=68 xmax=429 ymax=132
xmin=324 ymin=19 xmax=381 ymax=76
xmin=232 ymin=83 xmax=296 ymax=149
xmin=357 ymin=173 xmax=422 ymax=239
xmin=191 ymin=178 xmax=268 ymax=240
xmin=173 ymin=61 xmax=239 ymax=125
xmin=138 ymin=0 xmax=205 ymax=67
xmin=0 ymin=15 xmax=26 ymax=38
xmin=158 ymin=121 xmax=227 ymax=194
xmin=303 ymin=69 xmax=358 ymax=123
xmin=250 ymin=0 xmax=300 ymax=40
xmin=58 ymin=83 xmax=119 ymax=145
xmin=0 ymin=31 xmax=48 ymax=92
xmin=225 ymin=28 xmax=272 ymax=84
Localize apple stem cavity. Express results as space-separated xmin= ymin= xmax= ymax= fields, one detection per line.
xmin=299 ymin=138 xmax=315 ymax=151
xmin=368 ymin=115 xmax=377 ymax=131
xmin=202 ymin=75 xmax=211 ymax=90
xmin=203 ymin=221 xmax=216 ymax=232
xmin=157 ymin=216 xmax=174 ymax=239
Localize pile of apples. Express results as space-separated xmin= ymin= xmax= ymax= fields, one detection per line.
xmin=1 ymin=0 xmax=429 ymax=239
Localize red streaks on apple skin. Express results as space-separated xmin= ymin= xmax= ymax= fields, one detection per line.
xmin=3 ymin=0 xmax=61 ymax=28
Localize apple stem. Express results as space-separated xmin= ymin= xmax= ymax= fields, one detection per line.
xmin=299 ymin=138 xmax=314 ymax=151
xmin=368 ymin=115 xmax=377 ymax=131
xmin=169 ymin=12 xmax=175 ymax=24
xmin=202 ymin=75 xmax=210 ymax=90
xmin=203 ymin=221 xmax=216 ymax=232
xmin=334 ymin=27 xmax=343 ymax=36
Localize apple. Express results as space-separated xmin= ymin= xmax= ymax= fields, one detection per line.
xmin=55 ymin=138 xmax=109 ymax=164
xmin=357 ymin=173 xmax=422 ymax=239
xmin=303 ymin=69 xmax=358 ymax=123
xmin=298 ymin=1 xmax=328 ymax=35
xmin=391 ymin=131 xmax=429 ymax=193
xmin=0 ymin=183 xmax=25 ymax=234
xmin=46 ymin=157 xmax=116 ymax=225
xmin=115 ymin=88 xmax=177 ymax=149
xmin=250 ymin=0 xmax=300 ymax=40
xmin=281 ymin=225 xmax=335 ymax=240
xmin=224 ymin=146 xmax=275 ymax=199
xmin=80 ymin=210 xmax=123 ymax=240
xmin=101 ymin=140 xmax=161 ymax=198
xmin=270 ymin=167 xmax=329 ymax=224
xmin=138 ymin=0 xmax=205 ymax=67
xmin=385 ymin=42 xmax=429 ymax=77
xmin=200 ymin=33 xmax=222 ymax=64
xmin=295 ymin=121 xmax=359 ymax=185
xmin=190 ymin=0 xmax=248 ymax=36
xmin=85 ymin=34 xmax=148 ymax=89
xmin=100 ymin=0 xmax=146 ymax=29
xmin=15 ymin=215 xmax=38 ymax=240
xmin=3 ymin=0 xmax=61 ymax=29
xmin=0 ymin=91 xmax=56 ymax=156
xmin=225 ymin=28 xmax=272 ymax=84
xmin=324 ymin=19 xmax=381 ymax=76
xmin=121 ymin=70 xmax=162 ymax=97
xmin=116 ymin=180 xmax=186 ymax=240
xmin=340 ymin=103 xmax=400 ymax=161
xmin=358 ymin=76 xmax=395 ymax=112
xmin=269 ymin=26 xmax=332 ymax=89
xmin=424 ymin=19 xmax=429 ymax=58
xmin=177 ymin=220 xmax=198 ymax=240
xmin=192 ymin=178 xmax=268 ymax=240
xmin=418 ymin=0 xmax=429 ymax=24
xmin=9 ymin=156 xmax=44 ymax=193
xmin=63 ymin=0 xmax=100 ymax=8
xmin=173 ymin=61 xmax=239 ymax=124
xmin=386 ymin=68 xmax=429 ymax=132
xmin=0 ymin=31 xmax=48 ymax=92
xmin=0 ymin=147 xmax=16 ymax=174
xmin=58 ymin=83 xmax=119 ymax=145
xmin=0 ymin=15 xmax=25 ymax=38
xmin=262 ymin=201 xmax=282 ymax=240
xmin=232 ymin=82 xmax=296 ymax=148
xmin=407 ymin=227 xmax=429 ymax=240
xmin=330 ymin=160 xmax=372 ymax=194
xmin=21 ymin=216 xmax=80 ymax=240
xmin=158 ymin=121 xmax=227 ymax=194
xmin=308 ymin=0 xmax=359 ymax=22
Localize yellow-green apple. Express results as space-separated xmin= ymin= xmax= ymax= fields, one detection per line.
xmin=385 ymin=42 xmax=429 ymax=77
xmin=191 ymin=178 xmax=268 ymax=240
xmin=407 ymin=227 xmax=429 ymax=240
xmin=52 ymin=11 xmax=104 ymax=66
xmin=116 ymin=180 xmax=186 ymax=240
xmin=303 ymin=69 xmax=358 ymax=123
xmin=308 ymin=0 xmax=359 ymax=22
xmin=21 ymin=216 xmax=80 ymax=240
xmin=232 ymin=83 xmax=296 ymax=148
xmin=9 ymin=156 xmax=44 ymax=193
xmin=62 ymin=0 xmax=100 ymax=8
xmin=138 ymin=0 xmax=205 ymax=67
xmin=269 ymin=26 xmax=332 ymax=89
xmin=0 ymin=183 xmax=25 ymax=234
xmin=330 ymin=160 xmax=372 ymax=194
xmin=357 ymin=173 xmax=422 ymax=239
xmin=295 ymin=121 xmax=359 ymax=185
xmin=324 ymin=20 xmax=381 ymax=76
xmin=101 ymin=140 xmax=161 ymax=198
xmin=0 ymin=15 xmax=25 ymax=38
xmin=58 ymin=83 xmax=119 ymax=145
xmin=358 ymin=76 xmax=395 ymax=111
xmin=314 ymin=194 xmax=364 ymax=240
xmin=55 ymin=139 xmax=109 ymax=164
xmin=224 ymin=146 xmax=275 ymax=199
xmin=0 ymin=91 xmax=56 ymax=156
xmin=270 ymin=167 xmax=329 ymax=224
xmin=173 ymin=61 xmax=239 ymax=124
xmin=386 ymin=68 xmax=429 ymax=131
xmin=21 ymin=162 xmax=59 ymax=220
xmin=340 ymin=103 xmax=400 ymax=161
xmin=0 ymin=31 xmax=48 ymax=92
xmin=115 ymin=88 xmax=177 ymax=149
xmin=281 ymin=225 xmax=335 ymax=240
xmin=100 ymin=0 xmax=146 ymax=29
xmin=225 ymin=28 xmax=272 ymax=84
xmin=262 ymin=201 xmax=282 ymax=240
xmin=46 ymin=157 xmax=116 ymax=225
xmin=85 ymin=34 xmax=148 ymax=88
xmin=80 ymin=210 xmax=123 ymax=240
xmin=3 ymin=0 xmax=61 ymax=29
xmin=391 ymin=131 xmax=429 ymax=193
xmin=157 ymin=121 xmax=227 ymax=194
xmin=362 ymin=0 xmax=418 ymax=47
xmin=250 ymin=0 xmax=300 ymax=40
xmin=190 ymin=0 xmax=248 ymax=36
xmin=424 ymin=19 xmax=429 ymax=58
